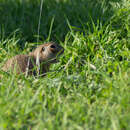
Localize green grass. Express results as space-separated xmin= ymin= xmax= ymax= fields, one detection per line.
xmin=0 ymin=0 xmax=130 ymax=129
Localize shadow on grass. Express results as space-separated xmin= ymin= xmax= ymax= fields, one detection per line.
xmin=0 ymin=0 xmax=120 ymax=43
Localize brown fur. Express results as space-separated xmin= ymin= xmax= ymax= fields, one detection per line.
xmin=2 ymin=42 xmax=64 ymax=76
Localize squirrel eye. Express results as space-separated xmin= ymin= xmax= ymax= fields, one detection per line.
xmin=50 ymin=44 xmax=56 ymax=49
xmin=42 ymin=47 xmax=45 ymax=51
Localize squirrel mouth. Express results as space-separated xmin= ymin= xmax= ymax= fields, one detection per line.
xmin=57 ymin=48 xmax=64 ymax=56
xmin=51 ymin=49 xmax=64 ymax=63
xmin=60 ymin=48 xmax=64 ymax=54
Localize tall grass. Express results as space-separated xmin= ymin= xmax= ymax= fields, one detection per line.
xmin=0 ymin=0 xmax=130 ymax=129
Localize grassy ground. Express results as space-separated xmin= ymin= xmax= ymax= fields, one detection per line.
xmin=0 ymin=0 xmax=130 ymax=129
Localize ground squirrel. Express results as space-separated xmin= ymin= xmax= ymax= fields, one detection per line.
xmin=2 ymin=42 xmax=64 ymax=76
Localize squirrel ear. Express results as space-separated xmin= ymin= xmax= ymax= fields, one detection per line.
xmin=42 ymin=47 xmax=45 ymax=52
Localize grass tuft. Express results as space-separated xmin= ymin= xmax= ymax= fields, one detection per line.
xmin=0 ymin=0 xmax=130 ymax=129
